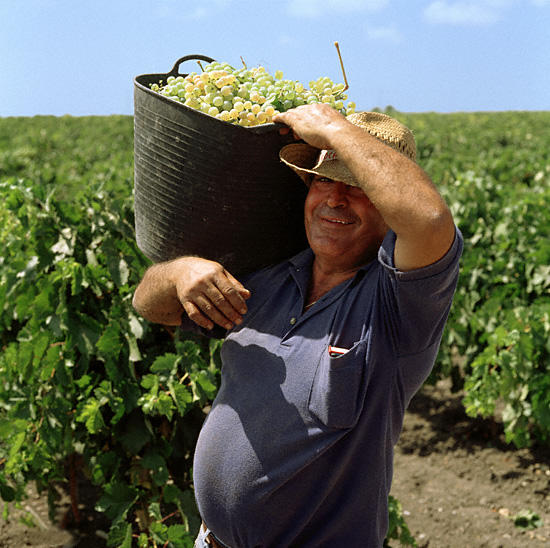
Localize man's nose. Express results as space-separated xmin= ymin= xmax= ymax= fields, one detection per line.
xmin=326 ymin=181 xmax=348 ymax=208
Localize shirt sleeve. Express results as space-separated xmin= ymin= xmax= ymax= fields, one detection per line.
xmin=377 ymin=226 xmax=463 ymax=358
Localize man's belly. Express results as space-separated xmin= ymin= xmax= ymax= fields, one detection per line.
xmin=191 ymin=326 xmax=368 ymax=546
xmin=191 ymin=335 xmax=342 ymax=546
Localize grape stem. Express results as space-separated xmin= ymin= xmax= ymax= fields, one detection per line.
xmin=334 ymin=41 xmax=349 ymax=92
xmin=240 ymin=56 xmax=247 ymax=68
xmin=197 ymin=60 xmax=205 ymax=72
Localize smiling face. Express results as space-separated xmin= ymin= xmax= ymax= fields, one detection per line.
xmin=304 ymin=175 xmax=388 ymax=271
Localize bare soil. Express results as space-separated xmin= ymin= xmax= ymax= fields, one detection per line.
xmin=392 ymin=380 xmax=550 ymax=547
xmin=0 ymin=480 xmax=108 ymax=548
xmin=1 ymin=379 xmax=549 ymax=547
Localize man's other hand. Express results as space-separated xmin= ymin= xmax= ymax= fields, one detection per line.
xmin=133 ymin=257 xmax=250 ymax=329
xmin=176 ymin=257 xmax=250 ymax=330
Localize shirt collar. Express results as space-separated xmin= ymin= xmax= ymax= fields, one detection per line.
xmin=288 ymin=247 xmax=315 ymax=270
xmin=288 ymin=247 xmax=377 ymax=275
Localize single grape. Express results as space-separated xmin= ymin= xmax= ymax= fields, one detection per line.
xmin=221 ymin=85 xmax=233 ymax=97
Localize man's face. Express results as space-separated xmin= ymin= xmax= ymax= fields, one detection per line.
xmin=304 ymin=175 xmax=388 ymax=269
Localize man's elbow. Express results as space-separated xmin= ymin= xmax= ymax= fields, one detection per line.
xmin=423 ymin=205 xmax=456 ymax=258
xmin=132 ymin=286 xmax=146 ymax=317
xmin=431 ymin=203 xmax=455 ymax=236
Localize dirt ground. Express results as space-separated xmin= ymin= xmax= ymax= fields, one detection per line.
xmin=1 ymin=380 xmax=549 ymax=547
xmin=391 ymin=380 xmax=550 ymax=547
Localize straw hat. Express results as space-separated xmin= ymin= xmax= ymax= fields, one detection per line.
xmin=279 ymin=111 xmax=416 ymax=187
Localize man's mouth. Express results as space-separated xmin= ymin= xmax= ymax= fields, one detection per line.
xmin=323 ymin=217 xmax=354 ymax=225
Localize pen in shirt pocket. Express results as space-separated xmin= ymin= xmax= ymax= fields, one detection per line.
xmin=328 ymin=345 xmax=350 ymax=357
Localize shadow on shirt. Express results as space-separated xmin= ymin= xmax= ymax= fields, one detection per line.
xmin=212 ymin=340 xmax=314 ymax=482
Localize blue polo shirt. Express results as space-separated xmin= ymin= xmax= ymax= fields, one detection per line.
xmin=185 ymin=229 xmax=463 ymax=548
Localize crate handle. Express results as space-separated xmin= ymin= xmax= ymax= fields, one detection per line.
xmin=168 ymin=54 xmax=217 ymax=76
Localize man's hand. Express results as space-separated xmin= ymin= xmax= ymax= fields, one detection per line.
xmin=273 ymin=103 xmax=349 ymax=150
xmin=175 ymin=257 xmax=250 ymax=330
xmin=133 ymin=257 xmax=250 ymax=330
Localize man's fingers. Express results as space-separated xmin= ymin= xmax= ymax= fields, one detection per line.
xmin=182 ymin=301 xmax=215 ymax=330
xmin=224 ymin=270 xmax=251 ymax=300
xmin=277 ymin=125 xmax=291 ymax=135
xmin=205 ymin=284 xmax=245 ymax=325
xmin=196 ymin=294 xmax=235 ymax=330
xmin=177 ymin=260 xmax=251 ymax=330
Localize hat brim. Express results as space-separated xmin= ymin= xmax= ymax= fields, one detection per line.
xmin=279 ymin=143 xmax=358 ymax=187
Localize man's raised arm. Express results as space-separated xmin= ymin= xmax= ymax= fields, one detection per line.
xmin=273 ymin=104 xmax=456 ymax=271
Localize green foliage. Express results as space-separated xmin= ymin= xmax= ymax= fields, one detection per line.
xmin=385 ymin=495 xmax=417 ymax=547
xmin=399 ymin=111 xmax=550 ymax=448
xmin=1 ymin=111 xmax=549 ymax=546
xmin=513 ymin=509 xmax=543 ymax=530
xmin=0 ymin=116 xmax=219 ymax=546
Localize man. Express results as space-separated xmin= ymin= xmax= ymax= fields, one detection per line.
xmin=133 ymin=104 xmax=462 ymax=547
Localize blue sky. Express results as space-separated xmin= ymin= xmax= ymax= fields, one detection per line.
xmin=1 ymin=0 xmax=549 ymax=116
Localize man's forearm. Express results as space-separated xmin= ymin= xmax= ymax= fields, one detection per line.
xmin=133 ymin=260 xmax=186 ymax=326
xmin=328 ymin=122 xmax=450 ymax=236
xmin=327 ymin=121 xmax=456 ymax=270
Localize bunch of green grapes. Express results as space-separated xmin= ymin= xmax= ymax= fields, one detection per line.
xmin=150 ymin=61 xmax=356 ymax=127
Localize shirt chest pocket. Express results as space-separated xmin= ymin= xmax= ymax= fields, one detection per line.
xmin=308 ymin=340 xmax=369 ymax=429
